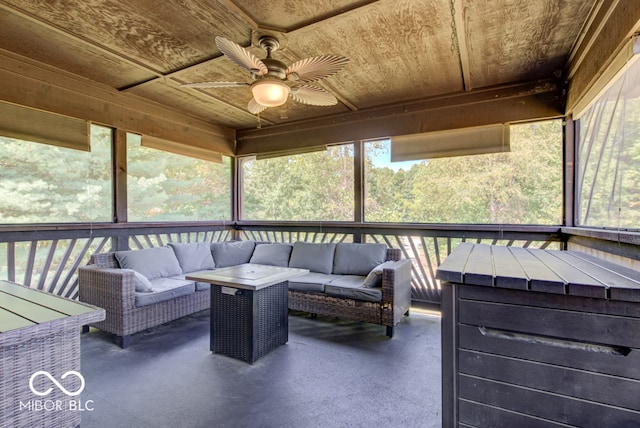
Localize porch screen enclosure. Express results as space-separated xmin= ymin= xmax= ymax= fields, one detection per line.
xmin=1 ymin=119 xmax=563 ymax=305
xmin=576 ymin=56 xmax=640 ymax=230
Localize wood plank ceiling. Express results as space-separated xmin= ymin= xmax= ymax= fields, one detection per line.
xmin=0 ymin=0 xmax=601 ymax=153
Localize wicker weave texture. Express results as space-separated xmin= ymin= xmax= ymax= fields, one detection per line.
xmin=1 ymin=302 xmax=102 ymax=428
xmin=288 ymin=255 xmax=412 ymax=332
xmin=289 ymin=291 xmax=382 ymax=323
xmin=1 ymin=330 xmax=80 ymax=428
xmin=78 ymin=255 xmax=210 ymax=343
xmin=0 ymin=284 xmax=104 ymax=428
xmin=211 ymin=282 xmax=288 ymax=363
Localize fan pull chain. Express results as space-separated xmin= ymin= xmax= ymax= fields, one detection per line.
xmin=449 ymin=0 xmax=460 ymax=54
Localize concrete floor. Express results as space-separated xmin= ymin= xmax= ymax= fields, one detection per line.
xmin=79 ymin=309 xmax=442 ymax=428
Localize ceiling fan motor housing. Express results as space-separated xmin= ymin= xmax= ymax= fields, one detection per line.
xmin=261 ymin=58 xmax=287 ymax=79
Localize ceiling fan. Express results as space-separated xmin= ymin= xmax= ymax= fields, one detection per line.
xmin=181 ymin=36 xmax=349 ymax=114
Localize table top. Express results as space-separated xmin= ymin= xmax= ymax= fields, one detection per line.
xmin=436 ymin=243 xmax=640 ymax=302
xmin=0 ymin=280 xmax=105 ymax=335
xmin=186 ymin=263 xmax=309 ymax=290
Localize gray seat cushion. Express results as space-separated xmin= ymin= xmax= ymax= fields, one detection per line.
xmin=170 ymin=273 xmax=211 ymax=291
xmin=211 ymin=241 xmax=256 ymax=268
xmin=115 ymin=247 xmax=182 ymax=280
xmin=167 ymin=242 xmax=215 ymax=272
xmin=287 ymin=273 xmax=341 ymax=293
xmin=289 ymin=242 xmax=336 ymax=274
xmin=135 ymin=278 xmax=195 ymax=307
xmin=332 ymin=243 xmax=387 ymax=275
xmin=250 ymin=243 xmax=293 ymax=267
xmin=324 ymin=276 xmax=382 ymax=302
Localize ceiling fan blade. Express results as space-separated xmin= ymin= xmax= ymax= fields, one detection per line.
xmin=181 ymin=82 xmax=249 ymax=88
xmin=290 ymin=85 xmax=338 ymax=106
xmin=248 ymin=98 xmax=268 ymax=115
xmin=286 ymin=55 xmax=349 ymax=83
xmin=215 ymin=36 xmax=268 ymax=76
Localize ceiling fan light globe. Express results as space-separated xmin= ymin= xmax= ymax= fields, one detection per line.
xmin=251 ymin=80 xmax=290 ymax=107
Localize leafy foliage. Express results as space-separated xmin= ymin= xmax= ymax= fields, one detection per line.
xmin=126 ymin=134 xmax=231 ymax=221
xmin=242 ymin=145 xmax=354 ymax=221
xmin=0 ymin=125 xmax=112 ymax=223
xmin=243 ymin=120 xmax=564 ymax=225
xmin=0 ymin=119 xmax=572 ymax=226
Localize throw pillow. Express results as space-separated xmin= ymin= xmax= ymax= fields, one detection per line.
xmin=363 ymin=261 xmax=396 ymax=288
xmin=167 ymin=242 xmax=215 ymax=273
xmin=250 ymin=243 xmax=293 ymax=267
xmin=210 ymin=241 xmax=256 ymax=268
xmin=125 ymin=269 xmax=154 ymax=293
xmin=115 ymin=247 xmax=182 ymax=280
xmin=333 ymin=243 xmax=387 ymax=275
xmin=289 ymin=242 xmax=336 ymax=274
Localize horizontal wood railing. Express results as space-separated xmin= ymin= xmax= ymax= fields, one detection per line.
xmin=0 ymin=222 xmax=563 ymax=304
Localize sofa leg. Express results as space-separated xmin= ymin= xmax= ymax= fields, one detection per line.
xmin=386 ymin=326 xmax=394 ymax=338
xmin=81 ymin=325 xmax=90 ymax=334
xmin=117 ymin=335 xmax=131 ymax=349
xmin=405 ymin=309 xmax=410 ymax=316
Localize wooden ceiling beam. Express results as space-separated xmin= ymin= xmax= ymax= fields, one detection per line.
xmin=235 ymin=79 xmax=563 ymax=155
xmin=565 ymin=0 xmax=640 ymax=114
xmin=0 ymin=50 xmax=235 ymax=154
xmin=452 ymin=0 xmax=473 ymax=91
xmin=0 ymin=0 xmax=262 ymax=122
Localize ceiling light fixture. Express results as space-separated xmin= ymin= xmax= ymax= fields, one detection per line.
xmin=251 ymin=80 xmax=290 ymax=107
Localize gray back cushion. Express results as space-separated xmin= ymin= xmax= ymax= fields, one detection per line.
xmin=250 ymin=243 xmax=293 ymax=267
xmin=289 ymin=242 xmax=337 ymax=274
xmin=210 ymin=241 xmax=256 ymax=268
xmin=167 ymin=242 xmax=215 ymax=273
xmin=333 ymin=243 xmax=388 ymax=276
xmin=115 ymin=247 xmax=182 ymax=280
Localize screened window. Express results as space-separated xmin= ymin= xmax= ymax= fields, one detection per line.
xmin=241 ymin=145 xmax=354 ymax=221
xmin=0 ymin=124 xmax=113 ymax=223
xmin=126 ymin=133 xmax=231 ymax=221
xmin=364 ymin=120 xmax=563 ymax=224
xmin=576 ymin=58 xmax=640 ymax=229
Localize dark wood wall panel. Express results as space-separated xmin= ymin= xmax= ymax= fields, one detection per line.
xmin=458 ymin=299 xmax=640 ymax=348
xmin=458 ymin=324 xmax=640 ymax=381
xmin=458 ymin=400 xmax=568 ymax=428
xmin=459 ymin=375 xmax=640 ymax=427
xmin=459 ymin=350 xmax=640 ymax=411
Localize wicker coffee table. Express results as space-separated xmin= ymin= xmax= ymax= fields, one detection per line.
xmin=187 ymin=264 xmax=308 ymax=363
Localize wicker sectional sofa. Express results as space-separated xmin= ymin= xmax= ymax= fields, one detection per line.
xmin=78 ymin=240 xmax=412 ymax=348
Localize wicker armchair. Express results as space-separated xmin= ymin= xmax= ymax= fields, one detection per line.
xmin=78 ymin=253 xmax=210 ymax=348
xmin=288 ymin=248 xmax=412 ymax=337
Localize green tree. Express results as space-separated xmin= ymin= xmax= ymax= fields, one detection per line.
xmin=365 ymin=120 xmax=563 ymax=224
xmin=0 ymin=125 xmax=112 ymax=223
xmin=242 ymin=145 xmax=354 ymax=221
xmin=126 ymin=134 xmax=231 ymax=221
